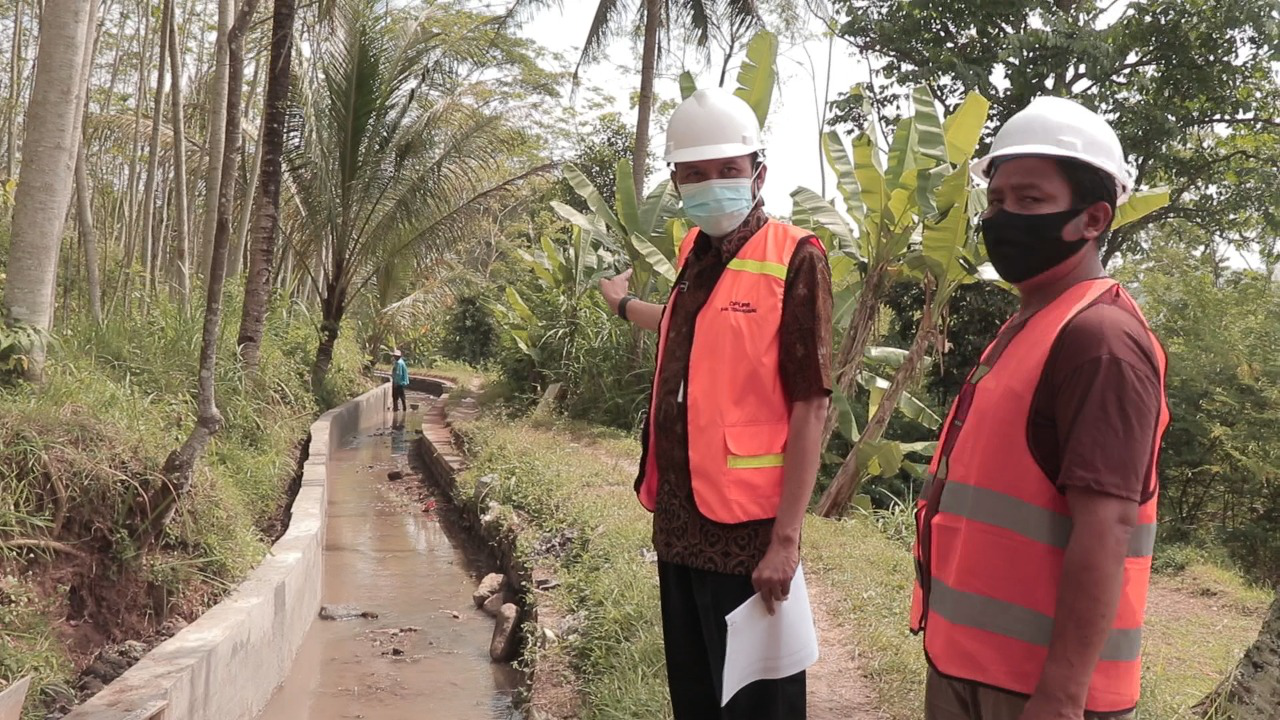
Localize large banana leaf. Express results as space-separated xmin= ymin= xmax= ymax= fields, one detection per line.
xmin=734 ymin=30 xmax=778 ymax=128
xmin=822 ymin=131 xmax=867 ymax=224
xmin=857 ymin=371 xmax=943 ymax=429
xmin=942 ymin=92 xmax=991 ymax=165
xmin=886 ymin=118 xmax=919 ymax=193
xmin=615 ymin=159 xmax=642 ymax=231
xmin=790 ymin=186 xmax=855 ymax=246
xmin=552 ymin=201 xmax=615 ymax=245
xmin=831 ymin=389 xmax=861 ymax=443
xmin=637 ymin=174 xmax=680 ymax=245
xmin=632 ymin=233 xmax=677 ymax=282
xmin=864 ymin=345 xmax=910 ymax=367
xmin=564 ymin=164 xmax=625 ymax=237
xmin=857 ymin=439 xmax=906 ymax=478
xmin=506 ymin=286 xmax=537 ymax=325
xmin=853 ymin=132 xmax=886 ymax=241
xmin=1113 ymin=188 xmax=1170 ymax=230
xmin=679 ymin=71 xmax=697 ymax=100
xmin=920 ymin=165 xmax=972 ymax=284
xmin=911 ymin=85 xmax=948 ymax=165
xmin=916 ymin=164 xmax=952 ymax=219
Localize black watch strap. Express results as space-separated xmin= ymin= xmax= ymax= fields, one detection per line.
xmin=618 ymin=295 xmax=637 ymax=321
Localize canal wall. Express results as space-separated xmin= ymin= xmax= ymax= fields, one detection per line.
xmin=64 ymin=384 xmax=392 ymax=720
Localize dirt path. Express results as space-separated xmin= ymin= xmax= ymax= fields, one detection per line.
xmin=806 ymin=575 xmax=889 ymax=719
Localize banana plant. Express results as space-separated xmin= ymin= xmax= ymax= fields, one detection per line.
xmin=813 ymin=87 xmax=1173 ymax=517
xmin=490 ymin=225 xmax=621 ymax=362
xmin=794 ymin=86 xmax=991 ymax=516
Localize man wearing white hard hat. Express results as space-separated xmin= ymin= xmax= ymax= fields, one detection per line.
xmin=599 ymin=87 xmax=832 ymax=718
xmin=909 ymin=96 xmax=1169 ymax=720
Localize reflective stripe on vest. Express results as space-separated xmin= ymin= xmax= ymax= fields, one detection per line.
xmin=636 ymin=220 xmax=821 ymax=524
xmin=909 ymin=278 xmax=1169 ymax=714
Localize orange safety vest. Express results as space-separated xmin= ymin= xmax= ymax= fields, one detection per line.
xmin=909 ymin=278 xmax=1168 ymax=714
xmin=635 ymin=220 xmax=821 ymax=524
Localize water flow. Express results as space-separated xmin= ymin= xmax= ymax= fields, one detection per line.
xmin=259 ymin=395 xmax=520 ymax=720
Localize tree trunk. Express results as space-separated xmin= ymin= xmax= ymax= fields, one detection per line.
xmin=120 ymin=0 xmax=151 ymax=309
xmin=74 ymin=144 xmax=102 ymax=324
xmin=1198 ymin=594 xmax=1280 ymax=719
xmin=820 ymin=264 xmax=890 ymax=450
xmin=817 ymin=292 xmax=937 ymax=517
xmin=311 ymin=280 xmax=345 ymax=396
xmin=72 ymin=0 xmax=104 ymax=325
xmin=5 ymin=0 xmax=24 ymax=180
xmin=227 ymin=55 xmax=263 ymax=280
xmin=237 ymin=0 xmax=295 ymax=372
xmin=2 ymin=0 xmax=96 ymax=380
xmin=631 ymin=0 xmax=660 ymax=201
xmin=146 ymin=0 xmax=259 ymax=543
xmin=167 ymin=0 xmax=191 ymax=310
xmin=141 ymin=0 xmax=172 ymax=297
xmin=198 ymin=0 xmax=233 ymax=283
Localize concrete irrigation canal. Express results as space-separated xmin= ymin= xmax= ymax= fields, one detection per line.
xmin=258 ymin=390 xmax=521 ymax=720
xmin=62 ymin=383 xmax=522 ymax=720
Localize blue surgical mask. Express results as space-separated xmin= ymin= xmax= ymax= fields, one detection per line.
xmin=679 ymin=176 xmax=758 ymax=237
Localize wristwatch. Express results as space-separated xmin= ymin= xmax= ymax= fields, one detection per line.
xmin=618 ymin=294 xmax=638 ymax=321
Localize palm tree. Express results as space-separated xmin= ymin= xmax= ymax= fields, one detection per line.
xmin=2 ymin=0 xmax=98 ymax=380
xmin=237 ymin=0 xmax=298 ymax=372
xmin=286 ymin=0 xmax=553 ymax=393
xmin=528 ymin=0 xmax=762 ymax=198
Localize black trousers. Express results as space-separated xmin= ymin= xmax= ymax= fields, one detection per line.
xmin=658 ymin=561 xmax=806 ymax=720
xmin=392 ymin=384 xmax=407 ymax=411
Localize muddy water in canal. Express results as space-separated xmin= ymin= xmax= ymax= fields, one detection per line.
xmin=259 ymin=394 xmax=520 ymax=720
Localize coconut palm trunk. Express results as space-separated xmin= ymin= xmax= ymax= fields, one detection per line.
xmin=2 ymin=0 xmax=97 ymax=380
xmin=199 ymin=0 xmax=234 ymax=283
xmin=147 ymin=0 xmax=259 ymax=542
xmin=238 ymin=0 xmax=296 ymax=372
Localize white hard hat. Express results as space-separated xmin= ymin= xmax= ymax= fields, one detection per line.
xmin=663 ymin=88 xmax=764 ymax=164
xmin=972 ymin=96 xmax=1133 ymax=204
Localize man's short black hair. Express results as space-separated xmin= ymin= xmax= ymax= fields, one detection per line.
xmin=1055 ymin=157 xmax=1117 ymax=211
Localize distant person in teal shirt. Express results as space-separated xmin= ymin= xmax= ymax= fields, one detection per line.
xmin=392 ymin=349 xmax=409 ymax=412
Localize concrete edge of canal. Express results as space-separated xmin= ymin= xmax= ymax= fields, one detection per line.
xmin=65 ymin=383 xmax=394 ymax=720
xmin=414 ymin=389 xmax=581 ymax=720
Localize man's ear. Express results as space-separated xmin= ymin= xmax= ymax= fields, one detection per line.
xmin=754 ymin=163 xmax=768 ymax=194
xmin=1077 ymin=201 xmax=1115 ymax=242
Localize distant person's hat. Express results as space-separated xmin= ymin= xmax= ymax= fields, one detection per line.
xmin=392 ymin=350 xmax=402 ymax=357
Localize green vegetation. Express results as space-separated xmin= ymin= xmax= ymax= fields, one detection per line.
xmin=0 ymin=298 xmax=365 ymax=711
xmin=453 ymin=416 xmax=671 ymax=718
xmin=453 ymin=410 xmax=1269 ymax=719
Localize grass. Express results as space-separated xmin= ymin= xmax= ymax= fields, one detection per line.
xmin=453 ymin=411 xmax=1272 ymax=720
xmin=453 ymin=415 xmax=672 ymax=719
xmin=0 ymin=298 xmax=368 ymax=716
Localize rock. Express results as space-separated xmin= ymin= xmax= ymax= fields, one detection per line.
xmin=384 ymin=647 xmax=405 ymax=657
xmin=490 ymin=603 xmax=520 ymax=662
xmin=472 ymin=573 xmax=505 ymax=608
xmin=120 ymin=640 xmax=147 ymax=661
xmin=320 ymin=604 xmax=378 ymax=621
xmin=78 ymin=677 xmax=105 ymax=696
xmin=387 ymin=470 xmax=405 ymax=481
xmin=482 ymin=591 xmax=509 ymax=617
xmin=159 ymin=617 xmax=188 ymax=636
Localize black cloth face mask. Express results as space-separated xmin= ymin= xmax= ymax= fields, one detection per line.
xmin=980 ymin=207 xmax=1090 ymax=284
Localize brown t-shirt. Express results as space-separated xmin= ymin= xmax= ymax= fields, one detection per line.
xmin=646 ymin=207 xmax=834 ymax=575
xmin=1027 ymin=286 xmax=1165 ymax=502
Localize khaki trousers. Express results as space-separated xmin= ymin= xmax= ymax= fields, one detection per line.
xmin=925 ymin=668 xmax=1135 ymax=720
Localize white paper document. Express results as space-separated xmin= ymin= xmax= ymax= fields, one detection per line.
xmin=721 ymin=563 xmax=820 ymax=706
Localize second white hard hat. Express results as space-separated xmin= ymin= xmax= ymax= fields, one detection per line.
xmin=663 ymin=87 xmax=765 ymax=164
xmin=971 ymin=96 xmax=1133 ymax=204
